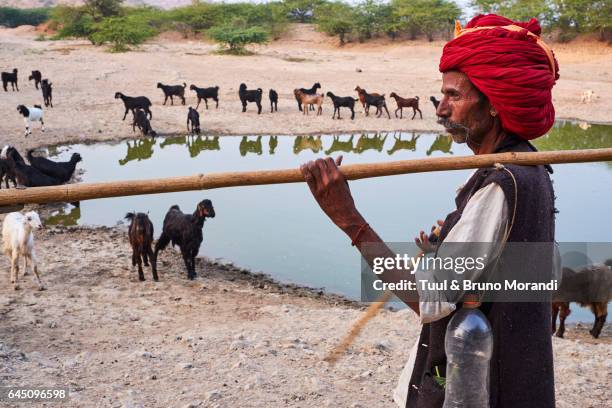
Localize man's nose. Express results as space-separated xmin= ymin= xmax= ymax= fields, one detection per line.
xmin=436 ymin=97 xmax=450 ymax=117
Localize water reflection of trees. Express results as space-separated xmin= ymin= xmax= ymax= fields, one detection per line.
xmin=354 ymin=133 xmax=387 ymax=154
xmin=535 ymin=122 xmax=612 ymax=151
xmin=44 ymin=206 xmax=81 ymax=226
xmin=239 ymin=136 xmax=263 ymax=156
xmin=119 ymin=138 xmax=157 ymax=166
xmin=293 ymin=135 xmax=322 ymax=154
xmin=387 ymin=132 xmax=420 ymax=155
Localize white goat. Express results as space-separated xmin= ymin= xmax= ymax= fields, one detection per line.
xmin=2 ymin=211 xmax=44 ymax=290
xmin=16 ymin=104 xmax=44 ymax=137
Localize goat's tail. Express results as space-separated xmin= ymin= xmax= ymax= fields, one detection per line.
xmin=183 ymin=83 xmax=187 ymax=88
xmin=26 ymin=149 xmax=34 ymax=161
xmin=257 ymin=88 xmax=263 ymax=94
xmin=415 ymin=96 xmax=419 ymax=100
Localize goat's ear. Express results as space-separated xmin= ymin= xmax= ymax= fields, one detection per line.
xmin=125 ymin=212 xmax=135 ymax=221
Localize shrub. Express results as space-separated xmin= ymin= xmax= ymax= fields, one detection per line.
xmin=0 ymin=7 xmax=51 ymax=28
xmin=314 ymin=2 xmax=355 ymax=45
xmin=90 ymin=16 xmax=155 ymax=52
xmin=207 ymin=23 xmax=269 ymax=54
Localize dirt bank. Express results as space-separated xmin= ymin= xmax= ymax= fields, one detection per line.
xmin=0 ymin=225 xmax=610 ymax=407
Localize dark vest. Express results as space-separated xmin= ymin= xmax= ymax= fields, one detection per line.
xmin=406 ymin=135 xmax=556 ymax=408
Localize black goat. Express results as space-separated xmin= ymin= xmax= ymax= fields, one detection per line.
xmin=157 ymin=82 xmax=186 ymax=105
xmin=187 ymin=107 xmax=201 ymax=135
xmin=114 ymin=92 xmax=153 ymax=121
xmin=295 ymin=82 xmax=321 ymax=111
xmin=0 ymin=158 xmax=17 ymax=189
xmin=125 ymin=212 xmax=158 ymax=282
xmin=190 ymin=85 xmax=219 ymax=110
xmin=26 ymin=150 xmax=81 ymax=183
xmin=28 ymin=70 xmax=42 ymax=89
xmin=41 ymin=79 xmax=53 ymax=108
xmin=430 ymin=96 xmax=440 ymax=110
xmin=326 ymin=91 xmax=356 ymax=120
xmin=363 ymin=91 xmax=390 ymax=119
xmin=1 ymin=146 xmax=62 ymax=187
xmin=132 ymin=108 xmax=156 ymax=137
xmin=238 ymin=83 xmax=262 ymax=114
xmin=269 ymin=89 xmax=278 ymax=113
xmin=154 ymin=200 xmax=215 ymax=280
xmin=1 ymin=68 xmax=18 ymax=92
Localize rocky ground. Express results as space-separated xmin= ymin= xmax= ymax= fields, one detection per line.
xmin=0 ymin=225 xmax=610 ymax=408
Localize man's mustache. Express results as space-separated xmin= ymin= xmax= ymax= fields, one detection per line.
xmin=437 ymin=117 xmax=470 ymax=133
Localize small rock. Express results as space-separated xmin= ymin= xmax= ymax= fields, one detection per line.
xmin=180 ymin=362 xmax=193 ymax=370
xmin=205 ymin=390 xmax=221 ymax=402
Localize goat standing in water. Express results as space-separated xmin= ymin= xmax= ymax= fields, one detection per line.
xmin=125 ymin=212 xmax=157 ymax=282
xmin=154 ymin=200 xmax=215 ymax=280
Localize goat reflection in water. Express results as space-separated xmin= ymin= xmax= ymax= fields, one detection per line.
xmin=426 ymin=134 xmax=453 ymax=156
xmin=293 ymin=135 xmax=323 ymax=155
xmin=325 ymin=135 xmax=354 ymax=155
xmin=118 ymin=138 xmax=156 ymax=166
xmin=239 ymin=136 xmax=263 ymax=156
xmin=387 ymin=133 xmax=420 ymax=155
xmin=354 ymin=133 xmax=388 ymax=154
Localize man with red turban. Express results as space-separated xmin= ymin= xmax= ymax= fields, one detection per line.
xmin=300 ymin=14 xmax=559 ymax=408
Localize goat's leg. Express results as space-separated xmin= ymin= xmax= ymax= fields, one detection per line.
xmin=256 ymin=101 xmax=262 ymax=115
xmin=122 ymin=108 xmax=129 ymax=121
xmin=242 ymin=101 xmax=247 ymax=113
xmin=350 ymin=107 xmax=355 ymax=120
xmin=215 ymin=98 xmax=218 ymax=109
xmin=163 ymin=95 xmax=168 ymax=105
xmin=195 ymin=98 xmax=201 ymax=110
xmin=181 ymin=95 xmax=186 ymax=105
xmin=15 ymin=81 xmax=18 ymax=92
xmin=417 ymin=107 xmax=423 ymax=119
xmin=136 ymin=253 xmax=145 ymax=281
xmin=182 ymin=251 xmax=195 ymax=280
xmin=11 ymin=253 xmax=20 ymax=290
xmin=590 ymin=303 xmax=607 ymax=338
xmin=148 ymin=246 xmax=158 ymax=281
xmin=205 ymin=99 xmax=209 ymax=110
xmin=384 ymin=105 xmax=391 ymax=119
xmin=40 ymin=118 xmax=44 ymax=133
xmin=28 ymin=253 xmax=44 ymax=290
xmin=23 ymin=253 xmax=29 ymax=276
xmin=556 ymin=303 xmax=571 ymax=338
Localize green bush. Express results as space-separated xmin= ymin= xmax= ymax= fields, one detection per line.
xmin=90 ymin=16 xmax=155 ymax=52
xmin=51 ymin=6 xmax=96 ymax=40
xmin=314 ymin=2 xmax=355 ymax=45
xmin=207 ymin=23 xmax=269 ymax=53
xmin=0 ymin=7 xmax=51 ymax=28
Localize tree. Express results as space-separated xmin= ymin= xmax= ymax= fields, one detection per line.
xmin=314 ymin=2 xmax=355 ymax=45
xmin=85 ymin=0 xmax=123 ymax=20
xmin=282 ymin=0 xmax=324 ymax=23
xmin=90 ymin=16 xmax=154 ymax=52
xmin=354 ymin=0 xmax=389 ymax=41
xmin=392 ymin=0 xmax=461 ymax=41
xmin=207 ymin=22 xmax=269 ymax=53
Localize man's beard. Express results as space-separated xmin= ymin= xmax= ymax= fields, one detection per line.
xmin=437 ymin=117 xmax=472 ymax=144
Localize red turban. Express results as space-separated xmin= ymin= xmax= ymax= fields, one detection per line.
xmin=439 ymin=14 xmax=560 ymax=140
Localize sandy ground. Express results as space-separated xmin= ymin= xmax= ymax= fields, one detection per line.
xmin=0 ymin=24 xmax=610 ymax=153
xmin=0 ymin=25 xmax=611 ymax=407
xmin=0 ymin=225 xmax=610 ymax=408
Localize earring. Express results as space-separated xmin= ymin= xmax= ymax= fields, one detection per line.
xmin=490 ymin=110 xmax=497 ymax=117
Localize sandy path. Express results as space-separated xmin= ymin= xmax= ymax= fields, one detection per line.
xmin=0 ymin=24 xmax=610 ymax=153
xmin=0 ymin=225 xmax=610 ymax=407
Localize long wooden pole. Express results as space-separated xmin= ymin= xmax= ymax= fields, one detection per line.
xmin=1 ymin=148 xmax=611 ymax=206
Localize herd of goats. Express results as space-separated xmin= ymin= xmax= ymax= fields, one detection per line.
xmin=1 ymin=67 xmax=611 ymax=339
xmin=3 ymin=67 xmax=437 ymax=139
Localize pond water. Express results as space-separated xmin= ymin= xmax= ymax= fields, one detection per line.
xmin=44 ymin=121 xmax=612 ymax=322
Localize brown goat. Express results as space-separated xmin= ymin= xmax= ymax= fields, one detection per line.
xmin=294 ymin=89 xmax=324 ymax=116
xmin=125 ymin=212 xmax=158 ymax=282
xmin=389 ymin=92 xmax=423 ymax=119
xmin=355 ymin=85 xmax=381 ymax=111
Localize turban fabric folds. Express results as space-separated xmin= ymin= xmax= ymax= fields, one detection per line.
xmin=439 ymin=14 xmax=560 ymax=140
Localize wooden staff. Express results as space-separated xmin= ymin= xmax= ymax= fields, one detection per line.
xmin=1 ymin=148 xmax=611 ymax=206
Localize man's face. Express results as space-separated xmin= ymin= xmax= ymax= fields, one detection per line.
xmin=436 ymin=71 xmax=494 ymax=144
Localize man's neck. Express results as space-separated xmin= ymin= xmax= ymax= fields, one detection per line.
xmin=468 ymin=125 xmax=505 ymax=155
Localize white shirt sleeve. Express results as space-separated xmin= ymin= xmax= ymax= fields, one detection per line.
xmin=415 ymin=182 xmax=509 ymax=324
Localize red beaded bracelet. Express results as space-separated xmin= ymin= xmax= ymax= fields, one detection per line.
xmin=351 ymin=223 xmax=370 ymax=246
